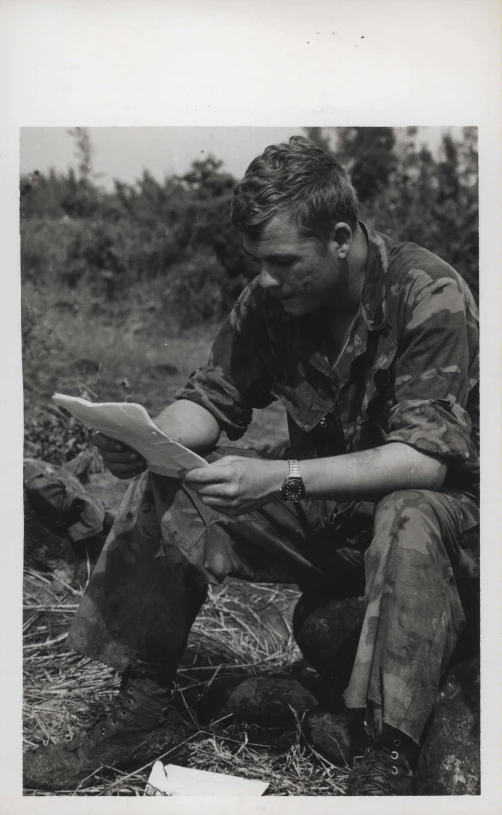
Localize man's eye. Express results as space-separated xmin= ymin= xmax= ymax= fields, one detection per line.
xmin=274 ymin=258 xmax=293 ymax=267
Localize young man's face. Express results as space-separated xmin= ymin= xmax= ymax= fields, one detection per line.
xmin=242 ymin=211 xmax=349 ymax=317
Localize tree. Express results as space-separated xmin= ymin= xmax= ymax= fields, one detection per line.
xmin=67 ymin=127 xmax=94 ymax=180
xmin=361 ymin=128 xmax=478 ymax=301
xmin=335 ymin=127 xmax=397 ymax=204
xmin=303 ymin=127 xmax=336 ymax=155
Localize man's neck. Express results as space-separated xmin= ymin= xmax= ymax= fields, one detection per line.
xmin=344 ymin=224 xmax=368 ymax=308
xmin=323 ymin=224 xmax=368 ymax=324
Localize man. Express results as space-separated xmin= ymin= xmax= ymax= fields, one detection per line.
xmin=24 ymin=136 xmax=479 ymax=795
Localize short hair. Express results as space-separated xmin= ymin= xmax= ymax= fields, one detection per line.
xmin=231 ymin=135 xmax=359 ymax=242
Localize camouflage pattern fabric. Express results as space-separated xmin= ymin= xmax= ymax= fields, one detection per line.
xmin=177 ymin=222 xmax=479 ymax=495
xmin=66 ymin=448 xmax=479 ymax=744
xmin=24 ymin=458 xmax=107 ymax=543
xmin=343 ymin=487 xmax=479 ymax=743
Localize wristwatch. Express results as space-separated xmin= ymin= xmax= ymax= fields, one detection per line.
xmin=281 ymin=460 xmax=306 ymax=502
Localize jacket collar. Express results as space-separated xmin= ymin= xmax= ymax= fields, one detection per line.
xmin=358 ymin=221 xmax=391 ymax=332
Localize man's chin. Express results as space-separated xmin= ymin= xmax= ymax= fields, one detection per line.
xmin=280 ymin=298 xmax=316 ymax=317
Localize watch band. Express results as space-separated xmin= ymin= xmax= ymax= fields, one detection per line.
xmin=281 ymin=459 xmax=306 ymax=502
xmin=289 ymin=460 xmax=301 ymax=478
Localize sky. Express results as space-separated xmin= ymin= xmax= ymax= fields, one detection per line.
xmin=19 ymin=126 xmax=462 ymax=190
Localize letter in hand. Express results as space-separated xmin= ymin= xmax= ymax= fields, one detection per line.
xmin=93 ymin=432 xmax=147 ymax=480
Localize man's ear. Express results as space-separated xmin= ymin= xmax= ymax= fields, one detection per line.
xmin=332 ymin=222 xmax=353 ymax=259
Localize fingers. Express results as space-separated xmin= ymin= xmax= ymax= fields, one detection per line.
xmin=93 ymin=432 xmax=131 ymax=453
xmin=335 ymin=547 xmax=364 ymax=567
xmin=180 ymin=472 xmax=257 ymax=515
xmin=182 ymin=478 xmax=239 ymax=503
xmin=181 ymin=463 xmax=233 ymax=485
xmin=92 ymin=433 xmax=146 ymax=479
xmin=100 ymin=450 xmax=142 ymax=464
xmin=194 ymin=496 xmax=260 ymax=517
xmin=205 ymin=455 xmax=241 ymax=467
xmin=99 ymin=447 xmax=144 ymax=466
xmin=181 ymin=456 xmax=242 ymax=478
xmin=109 ymin=461 xmax=148 ymax=480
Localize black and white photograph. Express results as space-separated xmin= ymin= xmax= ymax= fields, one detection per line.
xmin=18 ymin=124 xmax=482 ymax=796
xmin=1 ymin=1 xmax=500 ymax=811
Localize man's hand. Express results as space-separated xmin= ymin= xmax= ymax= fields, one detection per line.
xmin=181 ymin=455 xmax=288 ymax=516
xmin=93 ymin=432 xmax=147 ymax=480
xmin=331 ymin=546 xmax=365 ymax=572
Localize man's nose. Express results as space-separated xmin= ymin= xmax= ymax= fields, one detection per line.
xmin=258 ymin=267 xmax=280 ymax=289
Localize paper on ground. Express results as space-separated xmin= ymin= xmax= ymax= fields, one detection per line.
xmin=52 ymin=394 xmax=208 ymax=477
xmin=145 ymin=762 xmax=269 ymax=796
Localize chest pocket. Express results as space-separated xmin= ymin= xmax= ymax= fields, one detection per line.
xmin=271 ymin=374 xmax=348 ymax=459
xmin=271 ymin=375 xmax=334 ymax=434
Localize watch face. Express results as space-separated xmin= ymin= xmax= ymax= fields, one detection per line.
xmin=282 ymin=478 xmax=305 ymax=502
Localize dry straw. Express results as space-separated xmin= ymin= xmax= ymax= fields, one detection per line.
xmin=23 ymin=568 xmax=348 ymax=796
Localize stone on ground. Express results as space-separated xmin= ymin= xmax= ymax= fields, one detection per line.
xmin=223 ymin=676 xmax=318 ymax=728
xmin=413 ymin=657 xmax=480 ymax=795
xmin=301 ymin=709 xmax=360 ymax=767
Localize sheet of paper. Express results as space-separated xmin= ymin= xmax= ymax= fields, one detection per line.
xmin=145 ymin=761 xmax=269 ymax=796
xmin=52 ymin=393 xmax=208 ymax=477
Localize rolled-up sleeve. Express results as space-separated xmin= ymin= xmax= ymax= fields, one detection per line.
xmin=175 ymin=280 xmax=278 ymax=440
xmin=385 ymin=274 xmax=479 ymax=461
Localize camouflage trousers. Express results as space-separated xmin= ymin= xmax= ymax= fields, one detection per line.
xmin=66 ymin=448 xmax=479 ymax=745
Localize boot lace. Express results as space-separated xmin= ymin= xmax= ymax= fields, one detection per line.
xmin=81 ymin=671 xmax=173 ymax=742
xmin=350 ymin=740 xmax=412 ymax=795
xmin=98 ymin=684 xmax=139 ymax=735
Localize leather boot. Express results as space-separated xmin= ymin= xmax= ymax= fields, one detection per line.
xmin=23 ymin=669 xmax=187 ymax=792
xmin=347 ymin=723 xmax=418 ymax=796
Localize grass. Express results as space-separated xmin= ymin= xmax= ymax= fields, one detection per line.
xmin=23 ymin=282 xmax=289 ymax=458
xmin=23 ymin=567 xmax=350 ymax=796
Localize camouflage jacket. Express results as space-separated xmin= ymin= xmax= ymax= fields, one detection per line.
xmin=177 ymin=222 xmax=479 ymax=496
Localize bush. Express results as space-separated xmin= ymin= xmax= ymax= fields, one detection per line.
xmin=160 ymin=252 xmax=226 ymax=334
xmin=20 ymin=218 xmax=84 ymax=285
xmin=24 ymin=405 xmax=94 ymax=465
xmin=19 ymin=158 xmax=246 ymax=312
xmin=20 ymin=132 xmax=479 ymax=342
xmin=361 ymin=129 xmax=479 ymax=300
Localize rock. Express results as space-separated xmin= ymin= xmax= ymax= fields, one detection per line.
xmin=290 ymin=659 xmax=346 ymax=711
xmin=302 ymin=709 xmax=360 ymax=767
xmin=453 ymin=576 xmax=480 ymax=664
xmin=184 ymin=674 xmax=254 ymax=725
xmin=293 ymin=592 xmax=366 ymax=693
xmin=413 ymin=657 xmax=480 ymax=795
xmin=223 ymin=676 xmax=318 ymax=729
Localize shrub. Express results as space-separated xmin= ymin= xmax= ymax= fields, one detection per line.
xmin=20 ymin=132 xmax=479 ymax=340
xmin=160 ymin=252 xmax=226 ymax=334
xmin=24 ymin=405 xmax=94 ymax=465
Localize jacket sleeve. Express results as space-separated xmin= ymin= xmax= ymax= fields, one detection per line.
xmin=385 ymin=273 xmax=479 ymax=461
xmin=175 ymin=280 xmax=279 ymax=440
